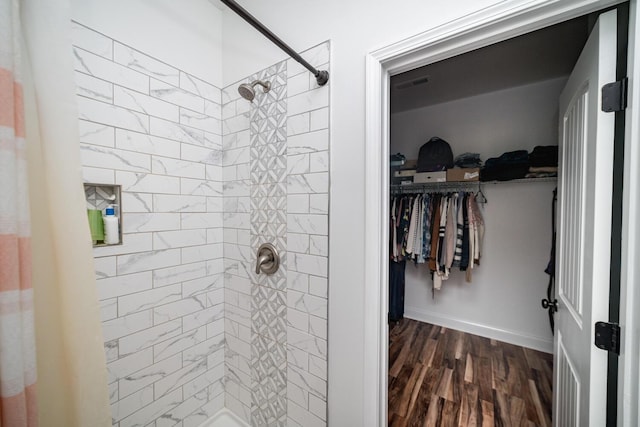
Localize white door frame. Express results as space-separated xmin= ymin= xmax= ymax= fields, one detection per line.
xmin=363 ymin=0 xmax=639 ymax=426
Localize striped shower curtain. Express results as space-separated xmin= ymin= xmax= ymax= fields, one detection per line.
xmin=0 ymin=0 xmax=38 ymax=425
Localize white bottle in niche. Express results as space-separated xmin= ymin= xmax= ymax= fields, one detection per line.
xmin=103 ymin=205 xmax=119 ymax=244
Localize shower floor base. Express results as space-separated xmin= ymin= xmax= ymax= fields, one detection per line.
xmin=200 ymin=409 xmax=249 ymax=427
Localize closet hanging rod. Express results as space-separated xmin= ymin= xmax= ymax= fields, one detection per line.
xmin=220 ymin=0 xmax=329 ymax=86
xmin=390 ymin=176 xmax=557 ymax=193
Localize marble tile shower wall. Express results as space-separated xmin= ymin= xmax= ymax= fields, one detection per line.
xmin=72 ymin=22 xmax=226 ymax=426
xmin=222 ymin=42 xmax=330 ymax=427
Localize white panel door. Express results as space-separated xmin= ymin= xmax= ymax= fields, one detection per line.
xmin=554 ymin=9 xmax=617 ymax=427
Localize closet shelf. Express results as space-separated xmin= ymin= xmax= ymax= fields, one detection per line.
xmin=390 ymin=176 xmax=557 ymax=193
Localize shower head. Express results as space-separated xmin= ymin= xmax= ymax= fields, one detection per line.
xmin=238 ymin=80 xmax=271 ymax=102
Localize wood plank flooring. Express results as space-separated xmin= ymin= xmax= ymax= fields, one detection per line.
xmin=388 ymin=319 xmax=553 ymax=427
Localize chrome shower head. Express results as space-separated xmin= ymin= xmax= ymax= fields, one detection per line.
xmin=238 ymin=80 xmax=271 ymax=101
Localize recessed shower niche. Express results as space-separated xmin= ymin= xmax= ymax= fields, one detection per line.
xmin=84 ymin=183 xmax=122 ymax=247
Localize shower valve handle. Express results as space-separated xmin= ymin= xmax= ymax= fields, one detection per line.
xmin=255 ymin=243 xmax=280 ymax=275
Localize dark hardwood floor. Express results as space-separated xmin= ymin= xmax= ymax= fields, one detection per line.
xmin=388 ymin=319 xmax=553 ymax=427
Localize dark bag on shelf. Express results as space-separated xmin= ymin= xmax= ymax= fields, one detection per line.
xmin=416 ymin=137 xmax=454 ymax=172
xmin=529 ymin=145 xmax=558 ymax=167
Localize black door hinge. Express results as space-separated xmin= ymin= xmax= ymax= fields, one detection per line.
xmin=602 ymin=78 xmax=628 ymax=112
xmin=595 ymin=321 xmax=620 ymax=355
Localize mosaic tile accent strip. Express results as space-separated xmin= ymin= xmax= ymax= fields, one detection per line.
xmin=249 ymin=60 xmax=289 ymax=426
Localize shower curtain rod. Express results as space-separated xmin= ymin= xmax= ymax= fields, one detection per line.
xmin=220 ymin=0 xmax=329 ymax=86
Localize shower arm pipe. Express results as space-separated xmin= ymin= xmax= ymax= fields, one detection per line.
xmin=220 ymin=0 xmax=329 ymax=86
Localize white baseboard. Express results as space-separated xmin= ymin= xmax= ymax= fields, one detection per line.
xmin=404 ymin=306 xmax=553 ymax=354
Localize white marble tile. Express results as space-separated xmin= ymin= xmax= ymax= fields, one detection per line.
xmin=236 ymin=164 xmax=250 ymax=181
xmin=117 ymin=248 xmax=181 ymax=275
xmin=205 ymin=132 xmax=223 ymax=149
xmin=114 ymin=86 xmax=179 ymax=122
xmin=118 ymin=284 xmax=182 ymax=317
xmin=288 ymin=233 xmax=310 ymax=254
xmin=288 ymin=290 xmax=327 ymax=319
xmin=223 ymin=165 xmax=237 ymax=182
xmin=223 ymin=212 xmax=250 ymax=230
xmin=181 ymin=143 xmax=222 ymax=165
xmin=309 ymin=151 xmax=329 ymax=173
xmin=114 ymin=42 xmax=179 ymax=87
xmin=108 ymin=380 xmax=119 ymax=404
xmin=181 ymin=178 xmax=222 ymax=197
xmin=102 ymin=310 xmax=153 ymax=342
xmin=205 ymin=99 xmax=223 ymax=120
xmin=153 ymin=229 xmax=207 ymax=250
xmin=309 ymin=194 xmax=329 ymax=214
xmin=288 ymin=381 xmax=309 ymax=409
xmin=222 ymin=130 xmax=250 ymax=150
xmin=120 ymin=388 xmax=182 ymax=427
xmin=207 ymin=228 xmax=224 ymax=243
xmin=75 ymin=71 xmax=113 ymax=103
xmin=222 ymin=146 xmax=249 ymax=167
xmin=287 ymin=383 xmax=326 ymax=422
xmin=153 ymin=294 xmax=208 ymax=324
xmin=310 ymin=107 xmax=329 ymax=131
xmin=152 ymin=156 xmax=206 ymax=180
xmin=222 ymin=180 xmax=250 ymax=198
xmin=182 ymin=304 xmax=224 ymax=331
xmin=308 ymin=275 xmax=328 ymax=299
xmin=309 ymin=235 xmax=328 ymax=257
xmin=222 ymin=101 xmax=236 ymax=120
xmin=153 ymin=326 xmax=207 ymax=363
xmin=287 ymin=129 xmax=329 ymax=155
xmin=287 ymin=173 xmax=329 ymax=194
xmin=206 ymin=164 xmax=223 ymax=181
xmin=287 ymin=72 xmax=311 ymax=98
xmin=94 ymin=256 xmax=117 ymax=279
xmin=287 ymin=87 xmax=329 ymax=117
xmin=120 ymin=192 xmax=153 ymax=213
xmin=154 ymin=358 xmax=208 ymax=398
xmin=150 ymin=116 xmax=205 ymax=146
xmin=207 ymin=318 xmax=225 ymax=340
xmin=77 ymin=96 xmax=149 ymax=133
xmin=287 ymin=214 xmax=328 ymax=235
xmin=182 ymin=274 xmax=223 ymax=298
xmin=123 ymin=213 xmax=181 ymax=233
xmin=206 ymin=288 xmax=224 ymax=308
xmin=206 ymin=197 xmax=223 ymax=213
xmin=225 ymin=274 xmax=251 ymax=295
xmin=181 ymin=243 xmax=223 ymax=264
xmin=115 ymin=129 xmax=181 ymax=158
xmin=100 ymin=298 xmax=118 ymax=322
xmin=206 ymin=258 xmax=225 ymax=276
xmin=223 ymin=228 xmax=237 ymax=244
xmin=119 ymin=353 xmax=182 ymax=398
xmin=96 ymin=271 xmax=152 ymax=300
xmin=182 ymin=334 xmax=224 ymax=365
xmin=111 ymin=384 xmax=154 ymax=422
xmin=152 ymin=194 xmax=206 ymax=213
xmin=222 ymin=112 xmax=250 ymax=134
xmin=287 ymin=112 xmax=310 ymax=136
xmin=308 ymin=392 xmax=327 ymax=421
xmin=185 ymin=365 xmax=224 ymax=400
xmin=287 ymin=345 xmax=309 ymax=371
xmin=290 ymin=253 xmax=328 ymax=277
xmin=289 ymin=42 xmax=330 ymax=77
xmin=309 ymin=351 xmax=327 ymax=381
xmin=180 ymin=72 xmax=220 ymax=103
xmin=221 ymin=82 xmax=242 ymax=104
xmin=181 ymin=212 xmax=224 ymax=230
xmin=152 ymin=262 xmax=207 ymax=288
xmin=82 ymin=166 xmax=114 ymax=184
xmin=118 ymin=318 xmax=183 ymax=356
xmin=287 ymin=270 xmax=309 ymax=293
xmin=105 ymin=341 xmax=119 ymax=363
xmin=225 ymin=304 xmax=250 ymax=329
xmin=180 ymin=109 xmax=221 ymax=134
xmin=80 ymin=143 xmax=151 ymax=173
xmin=73 ymin=47 xmax=148 ymax=93
xmin=287 ymin=307 xmax=309 ymax=332
xmin=287 ymin=194 xmax=310 ymax=214
xmin=157 ymin=389 xmax=207 ymax=427
xmin=287 ymin=154 xmax=310 ymax=175
xmin=287 ymin=327 xmax=327 ymax=360
xmin=117 ymin=171 xmax=180 ymax=194
xmin=225 ymin=394 xmax=251 ymax=424
xmin=309 ymin=315 xmax=328 ymax=341
xmin=150 ymin=79 xmax=204 ymax=113
xmin=71 ymin=22 xmax=112 ymax=59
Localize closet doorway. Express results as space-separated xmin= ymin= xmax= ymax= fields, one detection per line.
xmin=363 ymin=1 xmax=636 ymax=426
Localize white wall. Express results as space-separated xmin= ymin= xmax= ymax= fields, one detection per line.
xmin=70 ymin=0 xmax=224 ymax=87
xmin=391 ymin=78 xmax=567 ymax=160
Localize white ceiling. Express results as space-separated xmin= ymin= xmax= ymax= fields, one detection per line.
xmin=390 ymin=15 xmax=591 ymax=113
